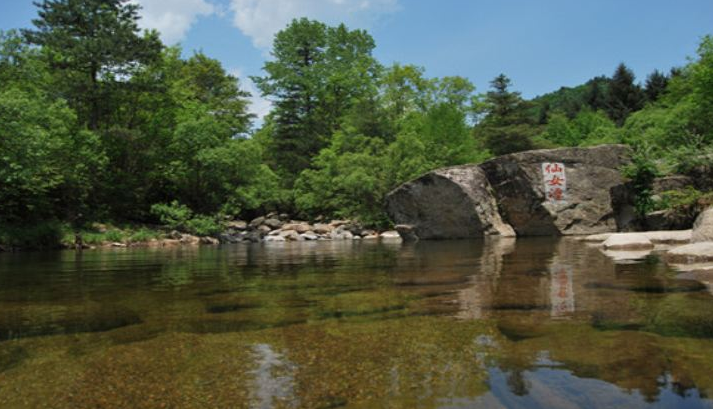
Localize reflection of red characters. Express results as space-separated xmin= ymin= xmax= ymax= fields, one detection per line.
xmin=545 ymin=163 xmax=563 ymax=173
xmin=547 ymin=175 xmax=564 ymax=186
xmin=548 ymin=188 xmax=564 ymax=201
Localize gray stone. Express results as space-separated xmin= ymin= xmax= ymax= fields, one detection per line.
xmin=282 ymin=223 xmax=312 ymax=234
xmin=386 ymin=165 xmax=515 ymax=239
xmin=380 ymin=231 xmax=402 ymax=240
xmin=602 ymin=233 xmax=654 ymax=250
xmin=199 ymin=236 xmax=219 ymax=245
xmin=312 ymin=223 xmax=333 ymax=234
xmin=693 ymin=207 xmax=713 ymax=243
xmin=263 ymin=218 xmax=284 ymax=229
xmin=645 ymin=209 xmax=696 ymax=231
xmin=264 ymin=235 xmax=286 ymax=242
xmin=395 ymin=224 xmax=419 ymax=241
xmin=280 ymin=230 xmax=302 ymax=241
xmin=227 ymin=220 xmax=247 ymax=230
xmin=479 ymin=144 xmax=632 ymax=236
xmin=249 ymin=216 xmax=265 ymax=229
xmin=652 ymin=175 xmax=695 ymax=194
xmin=666 ymin=242 xmax=713 ymax=263
xmin=301 ymin=232 xmax=319 ymax=241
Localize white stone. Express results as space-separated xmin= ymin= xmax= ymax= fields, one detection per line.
xmin=666 ymin=242 xmax=713 ymax=263
xmin=602 ymin=233 xmax=653 ymax=250
xmin=693 ymin=208 xmax=713 ymax=243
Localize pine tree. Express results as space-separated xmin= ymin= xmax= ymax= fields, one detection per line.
xmin=23 ymin=0 xmax=162 ymax=129
xmin=644 ymin=69 xmax=669 ymax=103
xmin=605 ymin=63 xmax=644 ymax=125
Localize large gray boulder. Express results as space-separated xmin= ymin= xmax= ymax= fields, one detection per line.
xmin=385 ymin=165 xmax=515 ymax=239
xmin=478 ymin=144 xmax=632 ymax=236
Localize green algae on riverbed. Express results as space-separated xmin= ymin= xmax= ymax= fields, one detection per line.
xmin=3 ymin=239 xmax=713 ymax=408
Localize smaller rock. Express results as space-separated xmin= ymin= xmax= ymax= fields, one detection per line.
xmin=218 ymin=233 xmax=240 ymax=244
xmin=258 ymin=225 xmax=272 ymax=234
xmin=267 ymin=229 xmax=281 ymax=236
xmin=282 ymin=223 xmax=312 ymax=234
xmin=602 ymin=233 xmax=654 ymax=250
xmin=280 ymin=230 xmax=302 ymax=241
xmin=693 ymin=208 xmax=713 ymax=243
xmin=227 ymin=220 xmax=247 ymax=230
xmin=111 ymin=242 xmax=127 ymax=248
xmin=666 ymin=242 xmax=713 ymax=263
xmin=395 ymin=224 xmax=418 ymax=241
xmin=380 ymin=231 xmax=402 ymax=240
xmin=581 ymin=233 xmax=612 ymax=242
xmin=313 ymin=223 xmax=333 ymax=234
xmin=249 ymin=216 xmax=265 ymax=229
xmin=244 ymin=231 xmax=262 ymax=243
xmin=329 ymin=220 xmax=350 ymax=228
xmin=301 ymin=232 xmax=319 ymax=241
xmin=200 ymin=236 xmax=219 ymax=245
xmin=263 ymin=218 xmax=283 ymax=229
xmin=180 ymin=234 xmax=200 ymax=244
xmin=168 ymin=230 xmax=183 ymax=240
xmin=264 ymin=235 xmax=286 ymax=242
xmin=362 ymin=234 xmax=379 ymax=240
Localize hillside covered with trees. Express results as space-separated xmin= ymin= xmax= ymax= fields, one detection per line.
xmin=2 ymin=0 xmax=713 ymax=247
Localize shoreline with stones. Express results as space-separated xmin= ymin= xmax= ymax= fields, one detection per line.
xmin=57 ymin=214 xmax=402 ymax=251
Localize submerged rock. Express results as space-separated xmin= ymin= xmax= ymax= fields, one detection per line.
xmin=0 ymin=303 xmax=142 ymax=341
xmin=386 ymin=165 xmax=515 ymax=239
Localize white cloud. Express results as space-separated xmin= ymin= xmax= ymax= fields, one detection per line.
xmin=230 ymin=68 xmax=272 ymax=123
xmin=229 ymin=0 xmax=399 ymax=49
xmin=132 ymin=0 xmax=217 ymax=44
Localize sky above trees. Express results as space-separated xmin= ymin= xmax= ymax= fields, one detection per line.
xmin=1 ymin=0 xmax=712 ymax=121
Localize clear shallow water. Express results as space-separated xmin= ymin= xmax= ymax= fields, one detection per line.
xmin=1 ymin=238 xmax=713 ymax=408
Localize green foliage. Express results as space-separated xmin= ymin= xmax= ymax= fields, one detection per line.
xmin=150 ymin=201 xmax=222 ymax=236
xmin=3 ymin=2 xmax=713 ymax=242
xmin=0 ymin=87 xmax=106 ymax=224
xmin=0 ymin=220 xmax=65 ymax=249
xmin=653 ymin=187 xmax=710 ymax=211
xmin=605 ymin=63 xmax=645 ymax=125
xmin=295 ymin=131 xmax=391 ymax=225
xmin=476 ymin=74 xmax=539 ymax=155
xmin=23 ymin=0 xmax=162 ymax=129
xmin=622 ymin=145 xmax=660 ymax=217
xmin=538 ymin=109 xmax=618 ymax=147
xmin=252 ymin=18 xmax=379 ymax=182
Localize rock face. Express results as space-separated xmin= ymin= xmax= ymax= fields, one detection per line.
xmin=692 ymin=207 xmax=713 ymax=243
xmin=385 ymin=144 xmax=633 ymax=239
xmin=385 ymin=165 xmax=516 ymax=240
xmin=478 ymin=144 xmax=632 ymax=236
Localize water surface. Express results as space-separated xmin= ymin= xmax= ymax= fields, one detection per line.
xmin=1 ymin=238 xmax=713 ymax=408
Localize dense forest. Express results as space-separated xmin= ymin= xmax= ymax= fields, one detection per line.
xmin=2 ymin=0 xmax=713 ymax=247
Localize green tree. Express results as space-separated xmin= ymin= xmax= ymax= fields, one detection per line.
xmin=605 ymin=63 xmax=644 ymax=125
xmin=0 ymin=88 xmax=105 ymax=224
xmin=253 ymin=18 xmax=379 ymax=183
xmin=644 ymin=69 xmax=669 ymax=103
xmin=476 ymin=74 xmax=538 ymax=155
xmin=23 ymin=0 xmax=162 ymax=129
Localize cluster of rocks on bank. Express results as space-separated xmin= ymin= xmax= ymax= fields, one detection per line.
xmin=583 ymin=207 xmax=713 ymax=266
xmin=217 ymin=214 xmax=400 ymax=244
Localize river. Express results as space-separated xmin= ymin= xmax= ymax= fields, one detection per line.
xmin=1 ymin=238 xmax=713 ymax=408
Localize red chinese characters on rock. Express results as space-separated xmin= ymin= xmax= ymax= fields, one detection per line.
xmin=541 ymin=162 xmax=567 ymax=202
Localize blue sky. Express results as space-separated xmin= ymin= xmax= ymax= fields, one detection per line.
xmin=1 ymin=0 xmax=712 ymax=119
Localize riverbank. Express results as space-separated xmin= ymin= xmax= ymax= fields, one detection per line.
xmin=0 ymin=216 xmax=400 ymax=252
